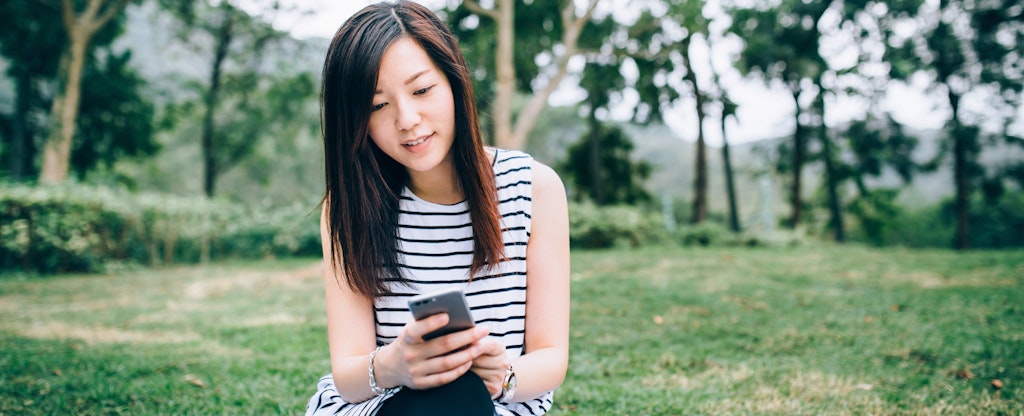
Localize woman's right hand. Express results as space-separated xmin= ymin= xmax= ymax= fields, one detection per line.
xmin=376 ymin=313 xmax=490 ymax=390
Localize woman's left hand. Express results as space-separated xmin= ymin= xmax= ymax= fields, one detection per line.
xmin=469 ymin=338 xmax=509 ymax=399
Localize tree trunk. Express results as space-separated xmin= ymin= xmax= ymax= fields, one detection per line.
xmin=788 ymin=86 xmax=805 ymax=229
xmin=492 ymin=0 xmax=515 ymax=149
xmin=38 ymin=0 xmax=129 ymax=183
xmin=820 ymin=127 xmax=845 ymax=242
xmin=587 ymin=103 xmax=605 ymax=205
xmin=202 ymin=8 xmax=234 ymax=197
xmin=466 ymin=0 xmax=599 ymax=150
xmin=816 ymin=87 xmax=844 ymax=242
xmin=683 ymin=38 xmax=707 ymax=224
xmin=9 ymin=73 xmax=31 ymax=180
xmin=721 ymin=112 xmax=740 ymax=232
xmin=949 ymin=90 xmax=969 ymax=250
xmin=39 ymin=35 xmax=87 ymax=183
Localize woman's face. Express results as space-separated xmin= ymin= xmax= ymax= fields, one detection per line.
xmin=367 ymin=37 xmax=456 ymax=176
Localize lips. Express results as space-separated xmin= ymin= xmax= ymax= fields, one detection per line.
xmin=402 ymin=133 xmax=433 ymax=149
xmin=404 ymin=136 xmax=429 ymax=146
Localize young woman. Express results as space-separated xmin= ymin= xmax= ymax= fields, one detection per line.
xmin=304 ymin=2 xmax=570 ymax=415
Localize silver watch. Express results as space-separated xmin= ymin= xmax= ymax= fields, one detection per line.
xmin=496 ymin=364 xmax=517 ymax=402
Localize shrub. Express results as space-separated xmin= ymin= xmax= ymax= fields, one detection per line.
xmin=674 ymin=221 xmax=735 ymax=246
xmin=567 ymin=202 xmax=667 ymax=249
xmin=0 ymin=184 xmax=320 ymax=274
xmin=884 ymin=190 xmax=1024 ymax=249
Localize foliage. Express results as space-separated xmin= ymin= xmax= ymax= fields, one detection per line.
xmin=160 ymin=0 xmax=314 ymax=197
xmin=2 ymin=247 xmax=1022 ymax=414
xmin=673 ymin=221 xmax=737 ymax=247
xmin=567 ymin=202 xmax=666 ymax=249
xmin=0 ymin=184 xmax=319 ymax=274
xmin=864 ymin=190 xmax=1024 ymax=249
xmin=0 ymin=0 xmax=156 ymax=181
xmin=72 ymin=48 xmax=159 ymax=178
xmin=884 ymin=0 xmax=1024 ymax=249
xmin=561 ymin=124 xmax=653 ymax=206
xmin=845 ymin=188 xmax=904 ymax=246
xmin=671 ymin=220 xmax=811 ymax=248
xmin=967 ymin=190 xmax=1024 ymax=249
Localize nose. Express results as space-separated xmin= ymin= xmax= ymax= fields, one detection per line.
xmin=394 ymin=99 xmax=422 ymax=131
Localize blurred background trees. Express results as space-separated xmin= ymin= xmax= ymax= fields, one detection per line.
xmin=1 ymin=0 xmax=1022 ymax=273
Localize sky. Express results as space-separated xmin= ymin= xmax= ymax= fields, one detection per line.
xmin=240 ymin=0 xmax=1016 ymax=147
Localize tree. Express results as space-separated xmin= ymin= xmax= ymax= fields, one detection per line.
xmin=718 ymin=91 xmax=741 ymax=232
xmin=886 ymin=0 xmax=1023 ymax=249
xmin=167 ymin=0 xmax=305 ymax=197
xmin=620 ymin=1 xmax=714 ymax=223
xmin=576 ymin=60 xmax=625 ymax=205
xmin=0 ymin=1 xmax=64 ymax=180
xmin=450 ymin=0 xmax=601 ymax=150
xmin=38 ymin=0 xmax=133 ymax=184
xmin=727 ymin=1 xmax=828 ymax=229
xmin=562 ymin=124 xmax=652 ymax=206
xmin=838 ymin=115 xmax=921 ymax=245
xmin=0 ymin=0 xmax=156 ymax=182
xmin=71 ymin=47 xmax=157 ymax=179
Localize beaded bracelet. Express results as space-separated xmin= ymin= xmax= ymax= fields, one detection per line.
xmin=368 ymin=345 xmax=402 ymax=396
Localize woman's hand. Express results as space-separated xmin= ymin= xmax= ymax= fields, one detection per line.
xmin=469 ymin=338 xmax=509 ymax=399
xmin=379 ymin=313 xmax=490 ymax=390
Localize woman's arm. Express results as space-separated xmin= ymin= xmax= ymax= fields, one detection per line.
xmin=320 ymin=205 xmax=490 ymax=403
xmin=320 ymin=205 xmax=383 ymax=403
xmin=511 ymin=160 xmax=571 ymax=401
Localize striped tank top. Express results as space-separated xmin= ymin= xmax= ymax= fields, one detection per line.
xmin=305 ymin=149 xmax=554 ymax=416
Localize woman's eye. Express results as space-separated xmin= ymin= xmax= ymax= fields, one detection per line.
xmin=413 ymin=85 xmax=434 ymax=95
xmin=371 ymin=102 xmax=387 ymax=111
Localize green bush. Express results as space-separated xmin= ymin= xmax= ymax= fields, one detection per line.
xmin=968 ymin=190 xmax=1024 ymax=248
xmin=884 ymin=190 xmax=1024 ymax=248
xmin=0 ymin=184 xmax=320 ymax=274
xmin=674 ymin=221 xmax=735 ymax=246
xmin=670 ymin=221 xmax=811 ymax=248
xmin=567 ymin=202 xmax=666 ymax=248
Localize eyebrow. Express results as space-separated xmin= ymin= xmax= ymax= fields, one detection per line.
xmin=374 ymin=69 xmax=431 ymax=94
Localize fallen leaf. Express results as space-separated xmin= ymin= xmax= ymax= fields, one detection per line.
xmin=653 ymin=316 xmax=664 ymax=325
xmin=184 ymin=374 xmax=206 ymax=388
xmin=991 ymin=379 xmax=1004 ymax=389
xmin=51 ymin=369 xmax=62 ymax=376
xmin=855 ymin=383 xmax=873 ymax=390
xmin=955 ymin=369 xmax=973 ymax=380
xmin=863 ymin=316 xmax=874 ymax=323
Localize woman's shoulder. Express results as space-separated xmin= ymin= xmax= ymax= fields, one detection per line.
xmin=488 ymin=147 xmax=533 ymax=168
xmin=486 ymin=147 xmax=562 ymax=188
xmin=529 ymin=159 xmax=565 ymax=200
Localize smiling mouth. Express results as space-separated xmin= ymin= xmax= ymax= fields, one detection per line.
xmin=403 ymin=134 xmax=431 ymax=147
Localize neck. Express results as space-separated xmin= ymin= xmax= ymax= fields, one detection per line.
xmin=408 ymin=158 xmax=463 ymax=205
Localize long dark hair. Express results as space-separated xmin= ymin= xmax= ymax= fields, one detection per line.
xmin=321 ymin=1 xmax=504 ymax=298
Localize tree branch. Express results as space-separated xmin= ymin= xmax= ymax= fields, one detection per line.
xmin=462 ymin=0 xmax=499 ymax=20
xmin=511 ymin=0 xmax=602 ymax=148
xmin=92 ymin=0 xmax=131 ymax=33
xmin=60 ymin=0 xmax=75 ymax=33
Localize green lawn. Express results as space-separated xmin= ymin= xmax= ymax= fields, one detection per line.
xmin=1 ymin=246 xmax=1022 ymax=415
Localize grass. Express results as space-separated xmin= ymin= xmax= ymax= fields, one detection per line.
xmin=1 ymin=245 xmax=1022 ymax=415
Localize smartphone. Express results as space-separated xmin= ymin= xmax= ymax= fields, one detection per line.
xmin=407 ymin=288 xmax=475 ymax=341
